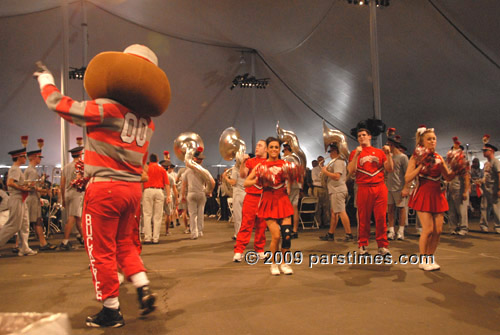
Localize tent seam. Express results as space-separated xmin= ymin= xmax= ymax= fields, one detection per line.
xmin=428 ymin=0 xmax=500 ymax=70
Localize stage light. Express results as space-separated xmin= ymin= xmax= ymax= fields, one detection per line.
xmin=229 ymin=73 xmax=269 ymax=90
xmin=69 ymin=67 xmax=86 ymax=80
xmin=347 ymin=0 xmax=390 ymax=7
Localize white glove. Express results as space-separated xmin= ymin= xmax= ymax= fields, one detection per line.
xmin=33 ymin=61 xmax=55 ymax=89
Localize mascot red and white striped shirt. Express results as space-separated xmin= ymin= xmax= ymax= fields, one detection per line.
xmin=42 ymin=85 xmax=153 ymax=181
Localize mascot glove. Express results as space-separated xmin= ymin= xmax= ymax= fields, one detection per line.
xmin=33 ymin=61 xmax=55 ymax=89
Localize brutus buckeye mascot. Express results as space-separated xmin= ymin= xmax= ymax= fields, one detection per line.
xmin=34 ymin=45 xmax=171 ymax=328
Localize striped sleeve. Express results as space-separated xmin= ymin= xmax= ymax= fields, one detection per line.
xmin=41 ymin=84 xmax=103 ymax=127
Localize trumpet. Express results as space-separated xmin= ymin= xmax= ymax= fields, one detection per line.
xmin=218 ymin=127 xmax=246 ymax=166
xmin=276 ymin=121 xmax=307 ymax=169
xmin=174 ymin=132 xmax=215 ymax=193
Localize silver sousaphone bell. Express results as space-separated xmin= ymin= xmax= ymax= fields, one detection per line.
xmin=218 ymin=127 xmax=246 ymax=166
xmin=323 ymin=121 xmax=349 ymax=161
xmin=276 ymin=121 xmax=307 ymax=169
xmin=174 ymin=132 xmax=215 ymax=193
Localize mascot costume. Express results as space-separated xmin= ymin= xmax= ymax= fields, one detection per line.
xmin=34 ymin=44 xmax=171 ymax=328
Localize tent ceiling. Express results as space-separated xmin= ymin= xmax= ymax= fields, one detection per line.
xmin=1 ymin=0 xmax=499 ymax=172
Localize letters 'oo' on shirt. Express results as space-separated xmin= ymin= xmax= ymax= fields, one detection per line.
xmin=42 ymin=84 xmax=154 ymax=182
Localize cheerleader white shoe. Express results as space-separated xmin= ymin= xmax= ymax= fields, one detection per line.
xmin=270 ymin=264 xmax=280 ymax=276
xmin=279 ymin=264 xmax=294 ymax=275
xmin=418 ymin=257 xmax=427 ymax=270
xmin=424 ymin=259 xmax=440 ymax=271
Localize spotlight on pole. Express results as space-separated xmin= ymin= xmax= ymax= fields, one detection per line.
xmin=229 ymin=73 xmax=269 ymax=90
xmin=69 ymin=67 xmax=86 ymax=80
xmin=347 ymin=0 xmax=390 ymax=7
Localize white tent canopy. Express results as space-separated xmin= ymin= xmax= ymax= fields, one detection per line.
xmin=1 ymin=0 xmax=499 ymax=173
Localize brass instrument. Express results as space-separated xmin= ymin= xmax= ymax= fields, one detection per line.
xmin=218 ymin=127 xmax=246 ymax=166
xmin=323 ymin=121 xmax=349 ymax=161
xmin=322 ymin=121 xmax=349 ymax=175
xmin=276 ymin=121 xmax=307 ymax=169
xmin=174 ymin=132 xmax=215 ymax=193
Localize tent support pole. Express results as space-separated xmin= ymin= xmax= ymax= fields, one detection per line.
xmin=81 ymin=0 xmax=88 ymax=145
xmin=369 ymin=0 xmax=383 ymax=148
xmin=61 ymin=0 xmax=70 ymax=167
xmin=251 ymin=51 xmax=256 ymax=152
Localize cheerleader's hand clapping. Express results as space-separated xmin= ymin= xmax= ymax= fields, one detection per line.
xmin=243 ymin=163 xmax=260 ymax=188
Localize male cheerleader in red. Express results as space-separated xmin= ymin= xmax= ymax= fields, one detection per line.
xmin=34 ymin=44 xmax=171 ymax=328
xmin=348 ymin=128 xmax=393 ymax=255
xmin=233 ymin=140 xmax=267 ymax=262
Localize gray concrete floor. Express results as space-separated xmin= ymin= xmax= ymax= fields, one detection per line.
xmin=1 ymin=217 xmax=500 ymax=335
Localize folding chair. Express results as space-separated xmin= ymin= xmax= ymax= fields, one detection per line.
xmin=299 ymin=196 xmax=319 ymax=229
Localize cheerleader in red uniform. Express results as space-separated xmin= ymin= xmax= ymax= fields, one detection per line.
xmin=405 ymin=126 xmax=454 ymax=271
xmin=244 ymin=137 xmax=297 ymax=276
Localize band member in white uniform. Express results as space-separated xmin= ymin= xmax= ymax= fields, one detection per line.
xmin=25 ymin=149 xmax=56 ymax=250
xmin=60 ymin=146 xmax=85 ymax=250
xmin=224 ymin=165 xmax=245 ymax=240
xmin=0 ymin=148 xmax=37 ymax=256
xmin=320 ymin=143 xmax=353 ymax=242
xmin=385 ymin=135 xmax=410 ymax=240
xmin=182 ymin=149 xmax=209 ymax=239
xmin=446 ymin=138 xmax=470 ymax=236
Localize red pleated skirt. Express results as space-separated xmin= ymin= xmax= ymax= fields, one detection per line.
xmin=257 ymin=187 xmax=294 ymax=220
xmin=409 ymin=178 xmax=448 ymax=213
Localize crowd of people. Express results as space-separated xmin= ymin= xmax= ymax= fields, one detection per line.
xmin=1 ymin=129 xmax=499 ymax=269
xmin=0 ymin=41 xmax=498 ymax=329
xmin=1 ymin=124 xmax=499 ymax=327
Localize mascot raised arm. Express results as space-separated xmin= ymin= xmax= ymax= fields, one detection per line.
xmin=34 ymin=44 xmax=170 ymax=328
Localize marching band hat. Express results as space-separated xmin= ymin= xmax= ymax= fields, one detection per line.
xmin=8 ymin=148 xmax=26 ymax=158
xmin=27 ymin=149 xmax=43 ymax=158
xmin=68 ymin=146 xmax=84 ymax=156
xmin=386 ymin=136 xmax=408 ymax=152
xmin=451 ymin=136 xmax=464 ymax=150
xmin=483 ymin=143 xmax=498 ymax=152
xmin=327 ymin=143 xmax=338 ymax=153
xmin=159 ymin=160 xmax=170 ymax=169
xmin=194 ymin=147 xmax=206 ymax=160
xmin=282 ymin=143 xmax=292 ymax=153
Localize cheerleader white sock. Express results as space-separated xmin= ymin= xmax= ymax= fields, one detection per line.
xmin=130 ymin=272 xmax=150 ymax=288
xmin=388 ymin=227 xmax=395 ymax=233
xmin=398 ymin=226 xmax=405 ymax=233
xmin=117 ymin=272 xmax=125 ymax=285
xmin=103 ymin=297 xmax=119 ymax=309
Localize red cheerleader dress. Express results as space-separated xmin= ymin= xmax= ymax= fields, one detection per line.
xmin=409 ymin=153 xmax=449 ymax=213
xmin=256 ymin=160 xmax=295 ymax=220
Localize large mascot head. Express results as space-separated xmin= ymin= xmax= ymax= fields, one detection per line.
xmin=84 ymin=44 xmax=171 ymax=117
